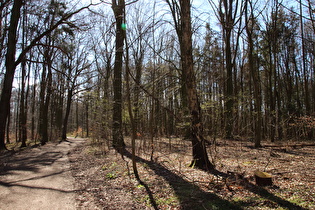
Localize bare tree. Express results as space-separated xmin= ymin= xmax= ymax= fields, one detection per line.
xmin=60 ymin=38 xmax=92 ymax=141
xmin=0 ymin=0 xmax=23 ymax=150
xmin=0 ymin=0 xmax=97 ymax=149
xmin=245 ymin=0 xmax=262 ymax=147
xmin=111 ymin=0 xmax=126 ymax=150
xmin=165 ymin=0 xmax=214 ymax=170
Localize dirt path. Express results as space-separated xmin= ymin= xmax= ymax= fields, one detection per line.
xmin=0 ymin=138 xmax=86 ymax=210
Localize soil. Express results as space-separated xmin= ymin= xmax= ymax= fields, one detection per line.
xmin=1 ymin=137 xmax=314 ymax=209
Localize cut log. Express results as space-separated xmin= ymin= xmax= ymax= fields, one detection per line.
xmin=254 ymin=170 xmax=273 ymax=186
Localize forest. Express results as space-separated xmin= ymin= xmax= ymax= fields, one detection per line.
xmin=0 ymin=0 xmax=315 ymax=209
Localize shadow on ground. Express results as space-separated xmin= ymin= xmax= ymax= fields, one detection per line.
xmin=0 ymin=140 xmax=77 ymax=195
xmin=0 ymin=179 xmax=76 ymax=194
xmin=121 ymin=148 xmax=242 ymax=210
xmin=121 ymin=147 xmax=307 ymax=210
xmin=0 ymin=150 xmax=63 ymax=175
xmin=240 ymin=180 xmax=307 ymax=210
xmin=0 ymin=139 xmax=79 ymax=176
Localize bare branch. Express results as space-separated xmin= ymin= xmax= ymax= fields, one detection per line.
xmin=15 ymin=4 xmax=99 ymax=67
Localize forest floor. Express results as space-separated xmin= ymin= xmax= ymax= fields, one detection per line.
xmin=1 ymin=137 xmax=314 ymax=209
xmin=70 ymin=136 xmax=315 ymax=210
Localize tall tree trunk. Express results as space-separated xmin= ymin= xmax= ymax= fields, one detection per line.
xmin=31 ymin=68 xmax=37 ymax=141
xmin=133 ymin=55 xmax=143 ymax=136
xmin=268 ymin=1 xmax=279 ymax=142
xmin=245 ymin=0 xmax=262 ymax=147
xmin=6 ymin=110 xmax=11 ymax=144
xmin=300 ymin=0 xmax=311 ymax=115
xmin=56 ymin=85 xmax=64 ymax=138
xmin=180 ymin=0 xmax=213 ymax=170
xmin=38 ymin=47 xmax=52 ymax=145
xmin=224 ymin=29 xmax=234 ymax=139
xmin=125 ymin=35 xmax=139 ymax=179
xmin=220 ymin=0 xmax=236 ymax=140
xmin=85 ymin=95 xmax=89 ymax=137
xmin=19 ymin=57 xmax=27 ymax=147
xmin=149 ymin=1 xmax=157 ymax=160
xmin=19 ymin=3 xmax=27 ymax=148
xmin=111 ymin=0 xmax=125 ymax=150
xmin=306 ymin=0 xmax=315 ymax=114
xmin=0 ymin=0 xmax=23 ymax=150
xmin=61 ymin=87 xmax=73 ymax=141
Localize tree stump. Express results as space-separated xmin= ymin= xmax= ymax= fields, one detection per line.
xmin=254 ymin=170 xmax=273 ymax=186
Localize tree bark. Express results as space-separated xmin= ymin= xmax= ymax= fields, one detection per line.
xmin=245 ymin=0 xmax=262 ymax=147
xmin=38 ymin=51 xmax=52 ymax=145
xmin=0 ymin=0 xmax=23 ymax=150
xmin=111 ymin=0 xmax=125 ymax=150
xmin=179 ymin=0 xmax=213 ymax=170
xmin=19 ymin=3 xmax=28 ymax=148
xmin=220 ymin=0 xmax=236 ymax=139
xmin=125 ymin=35 xmax=139 ymax=179
xmin=61 ymin=87 xmax=73 ymax=141
xmin=19 ymin=57 xmax=27 ymax=148
xmin=133 ymin=52 xmax=143 ymax=137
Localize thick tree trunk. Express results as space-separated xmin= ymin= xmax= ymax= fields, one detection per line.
xmin=112 ymin=0 xmax=125 ymax=150
xmin=0 ymin=0 xmax=23 ymax=150
xmin=38 ymin=50 xmax=52 ymax=145
xmin=61 ymin=88 xmax=73 ymax=141
xmin=180 ymin=0 xmax=213 ymax=170
xmin=245 ymin=0 xmax=262 ymax=148
xmin=6 ymin=111 xmax=11 ymax=144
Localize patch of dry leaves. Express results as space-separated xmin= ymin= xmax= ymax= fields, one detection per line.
xmin=69 ymin=137 xmax=315 ymax=209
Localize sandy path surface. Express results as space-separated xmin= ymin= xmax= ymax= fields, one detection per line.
xmin=0 ymin=138 xmax=86 ymax=210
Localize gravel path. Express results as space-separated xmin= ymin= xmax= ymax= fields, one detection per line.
xmin=0 ymin=138 xmax=86 ymax=210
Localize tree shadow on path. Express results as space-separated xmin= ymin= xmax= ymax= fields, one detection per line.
xmin=121 ymin=149 xmax=242 ymax=210
xmin=0 ymin=151 xmax=63 ymax=175
xmin=0 ymin=179 xmax=76 ymax=194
